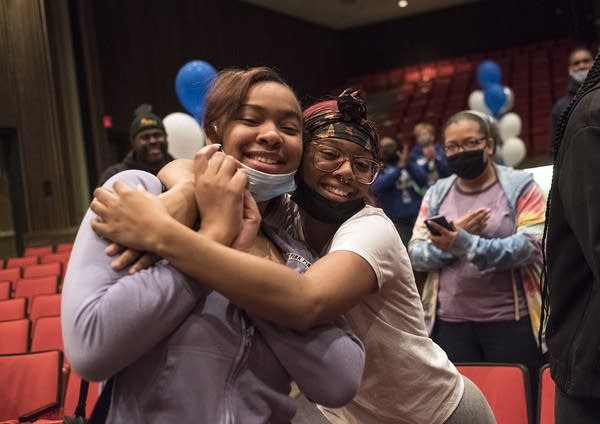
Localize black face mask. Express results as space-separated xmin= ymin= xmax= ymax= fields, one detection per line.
xmin=291 ymin=178 xmax=365 ymax=225
xmin=447 ymin=149 xmax=488 ymax=180
xmin=379 ymin=148 xmax=397 ymax=165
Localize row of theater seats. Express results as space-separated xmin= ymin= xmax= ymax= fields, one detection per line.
xmin=0 ymin=244 xmax=556 ymax=423
xmin=0 ymin=243 xmax=100 ymax=422
xmin=343 ymin=37 xmax=596 ymax=156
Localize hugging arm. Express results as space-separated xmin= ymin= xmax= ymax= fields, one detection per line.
xmin=93 ymin=149 xmax=378 ymax=331
xmin=253 ymin=318 xmax=365 ymax=407
xmin=62 ymin=171 xmax=208 ymax=381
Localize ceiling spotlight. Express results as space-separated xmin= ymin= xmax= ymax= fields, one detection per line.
xmin=398 ymin=0 xmax=408 ymax=7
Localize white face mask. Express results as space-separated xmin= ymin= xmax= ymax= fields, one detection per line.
xmin=571 ymin=69 xmax=589 ymax=83
xmin=239 ymin=163 xmax=296 ymax=203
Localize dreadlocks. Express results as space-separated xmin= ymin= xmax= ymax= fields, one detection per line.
xmin=539 ymin=50 xmax=600 ymax=350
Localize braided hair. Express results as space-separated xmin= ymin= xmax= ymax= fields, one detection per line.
xmin=539 ymin=49 xmax=600 ymax=351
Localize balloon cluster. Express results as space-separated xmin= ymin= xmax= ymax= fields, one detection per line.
xmin=164 ymin=60 xmax=217 ymax=159
xmin=468 ymin=60 xmax=526 ymax=167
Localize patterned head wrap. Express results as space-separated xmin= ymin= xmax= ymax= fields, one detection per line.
xmin=303 ymin=88 xmax=379 ymax=158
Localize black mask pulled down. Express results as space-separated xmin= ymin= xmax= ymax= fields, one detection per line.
xmin=291 ymin=178 xmax=365 ymax=225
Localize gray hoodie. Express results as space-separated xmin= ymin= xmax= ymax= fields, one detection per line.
xmin=61 ymin=170 xmax=365 ymax=424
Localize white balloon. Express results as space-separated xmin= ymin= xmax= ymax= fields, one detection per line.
xmin=163 ymin=112 xmax=206 ymax=159
xmin=468 ymin=90 xmax=491 ymax=114
xmin=503 ymin=136 xmax=527 ymax=167
xmin=499 ymin=86 xmax=515 ymax=114
xmin=498 ymin=112 xmax=522 ymax=140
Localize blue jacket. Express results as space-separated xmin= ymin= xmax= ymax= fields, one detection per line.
xmin=372 ymin=162 xmax=427 ymax=221
xmin=408 ymin=144 xmax=450 ymax=187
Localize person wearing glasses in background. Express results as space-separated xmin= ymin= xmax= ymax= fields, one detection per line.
xmin=90 ymin=92 xmax=495 ymax=423
xmin=408 ymin=110 xmax=546 ymax=407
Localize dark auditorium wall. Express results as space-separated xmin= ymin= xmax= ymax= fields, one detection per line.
xmin=85 ymin=0 xmax=597 ymax=170
xmin=0 ymin=0 xmax=88 ymax=254
xmin=340 ymin=0 xmax=598 ymax=76
xmin=87 ymin=0 xmax=343 ymax=159
xmin=0 ymin=0 xmax=596 ymax=253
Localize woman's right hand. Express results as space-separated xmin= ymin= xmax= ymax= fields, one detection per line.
xmin=452 ymin=208 xmax=490 ymax=235
xmin=193 ymin=145 xmax=251 ymax=247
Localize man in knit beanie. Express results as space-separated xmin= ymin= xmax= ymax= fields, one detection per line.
xmin=98 ymin=104 xmax=174 ymax=185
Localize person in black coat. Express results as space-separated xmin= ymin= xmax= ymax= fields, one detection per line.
xmin=549 ymin=47 xmax=593 ymax=157
xmin=544 ymin=49 xmax=600 ymax=423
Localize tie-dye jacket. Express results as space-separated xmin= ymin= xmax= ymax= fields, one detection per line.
xmin=408 ymin=165 xmax=546 ymax=345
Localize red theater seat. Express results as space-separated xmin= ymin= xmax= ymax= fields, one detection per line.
xmin=0 ymin=350 xmax=62 ymax=422
xmin=23 ymin=262 xmax=62 ymax=279
xmin=457 ymin=363 xmax=530 ymax=424
xmin=24 ymin=245 xmax=54 ymax=257
xmin=30 ymin=293 xmax=62 ymax=324
xmin=6 ymin=256 xmax=38 ymax=269
xmin=0 ymin=297 xmax=27 ymax=322
xmin=539 ymin=364 xmax=555 ymax=424
xmin=0 ymin=318 xmax=30 ymax=354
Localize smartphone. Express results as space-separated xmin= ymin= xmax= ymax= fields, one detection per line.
xmin=425 ymin=215 xmax=453 ymax=236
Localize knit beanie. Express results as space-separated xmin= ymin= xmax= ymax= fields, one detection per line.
xmin=129 ymin=104 xmax=166 ymax=140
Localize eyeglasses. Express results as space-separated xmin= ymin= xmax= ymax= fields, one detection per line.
xmin=311 ymin=142 xmax=382 ymax=184
xmin=443 ymin=137 xmax=488 ymax=155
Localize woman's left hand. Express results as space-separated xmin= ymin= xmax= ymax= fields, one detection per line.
xmin=428 ymin=221 xmax=458 ymax=251
xmin=104 ymin=242 xmax=161 ymax=273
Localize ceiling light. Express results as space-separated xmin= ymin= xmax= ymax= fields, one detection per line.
xmin=398 ymin=0 xmax=408 ymax=7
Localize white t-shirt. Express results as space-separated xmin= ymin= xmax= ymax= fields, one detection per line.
xmin=317 ymin=206 xmax=464 ymax=424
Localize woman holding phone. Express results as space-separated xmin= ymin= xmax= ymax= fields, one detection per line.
xmin=408 ymin=110 xmax=546 ymax=393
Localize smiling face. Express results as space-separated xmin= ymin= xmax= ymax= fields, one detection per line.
xmin=443 ymin=118 xmax=494 ymax=160
xmin=132 ymin=128 xmax=168 ymax=164
xmin=218 ymin=81 xmax=303 ymax=175
xmin=301 ymin=138 xmax=373 ymax=203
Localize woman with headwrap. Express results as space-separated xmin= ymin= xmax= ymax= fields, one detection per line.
xmin=90 ymin=89 xmax=496 ymax=423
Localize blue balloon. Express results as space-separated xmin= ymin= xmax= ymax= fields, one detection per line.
xmin=175 ymin=60 xmax=217 ymax=123
xmin=477 ymin=60 xmax=502 ymax=89
xmin=483 ymin=83 xmax=507 ymax=117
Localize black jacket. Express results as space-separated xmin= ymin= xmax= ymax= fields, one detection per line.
xmin=98 ymin=149 xmax=174 ymax=186
xmin=546 ymin=82 xmax=600 ymax=397
xmin=550 ymin=78 xmax=582 ymax=157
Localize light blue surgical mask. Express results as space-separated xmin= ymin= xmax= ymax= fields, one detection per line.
xmin=239 ymin=163 xmax=296 ymax=203
xmin=571 ymin=69 xmax=589 ymax=83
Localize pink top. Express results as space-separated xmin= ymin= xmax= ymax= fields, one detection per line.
xmin=437 ymin=181 xmax=528 ymax=322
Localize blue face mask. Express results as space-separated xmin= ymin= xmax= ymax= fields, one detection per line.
xmin=239 ymin=163 xmax=296 ymax=203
